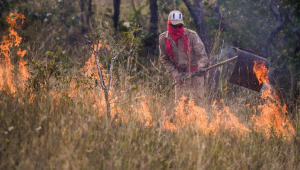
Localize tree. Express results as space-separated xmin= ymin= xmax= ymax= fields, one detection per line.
xmin=182 ymin=0 xmax=211 ymax=55
xmin=92 ymin=39 xmax=125 ymax=119
xmin=86 ymin=0 xmax=93 ymax=31
xmin=261 ymin=0 xmax=284 ymax=59
xmin=149 ymin=0 xmax=158 ymax=42
xmin=143 ymin=0 xmax=158 ymax=51
xmin=80 ymin=0 xmax=93 ymax=34
xmin=212 ymin=0 xmax=300 ymax=112
xmin=113 ymin=0 xmax=121 ymax=30
xmin=80 ymin=0 xmax=86 ymax=34
xmin=210 ymin=5 xmax=229 ymax=32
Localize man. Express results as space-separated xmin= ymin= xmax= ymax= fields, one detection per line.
xmin=159 ymin=10 xmax=208 ymax=105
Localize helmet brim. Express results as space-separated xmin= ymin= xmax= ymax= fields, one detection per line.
xmin=169 ymin=20 xmax=184 ymax=25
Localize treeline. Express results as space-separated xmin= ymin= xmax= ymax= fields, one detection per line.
xmin=0 ymin=0 xmax=299 ymax=109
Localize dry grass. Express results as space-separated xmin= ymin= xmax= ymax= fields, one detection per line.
xmin=0 ymin=11 xmax=300 ymax=170
xmin=0 ymin=71 xmax=299 ymax=169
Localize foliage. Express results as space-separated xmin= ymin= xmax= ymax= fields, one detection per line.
xmin=27 ymin=47 xmax=69 ymax=91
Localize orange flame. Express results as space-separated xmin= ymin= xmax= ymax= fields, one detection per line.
xmin=136 ymin=100 xmax=153 ymax=126
xmin=68 ymin=43 xmax=128 ymax=122
xmin=253 ymin=60 xmax=268 ymax=85
xmin=0 ymin=13 xmax=28 ymax=95
xmin=17 ymin=48 xmax=30 ymax=89
xmin=0 ymin=13 xmax=251 ymax=139
xmin=83 ymin=43 xmax=109 ymax=82
xmin=1 ymin=13 xmax=294 ymax=141
xmin=252 ymin=60 xmax=295 ymax=140
xmin=161 ymin=97 xmax=250 ymax=137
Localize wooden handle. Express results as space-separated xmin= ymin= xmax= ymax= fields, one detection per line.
xmin=172 ymin=56 xmax=238 ymax=86
xmin=203 ymin=56 xmax=238 ymax=71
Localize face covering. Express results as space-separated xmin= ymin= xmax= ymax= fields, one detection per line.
xmin=167 ymin=20 xmax=184 ymax=43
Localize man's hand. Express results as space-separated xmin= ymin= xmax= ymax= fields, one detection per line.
xmin=175 ymin=74 xmax=184 ymax=86
xmin=196 ymin=67 xmax=206 ymax=77
xmin=173 ymin=73 xmax=196 ymax=86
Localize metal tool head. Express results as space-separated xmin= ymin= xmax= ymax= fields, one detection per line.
xmin=229 ymin=48 xmax=268 ymax=92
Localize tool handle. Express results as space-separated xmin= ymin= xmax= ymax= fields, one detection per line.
xmin=172 ymin=56 xmax=238 ymax=86
xmin=203 ymin=56 xmax=238 ymax=71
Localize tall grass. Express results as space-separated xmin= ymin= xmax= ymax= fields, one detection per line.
xmin=0 ymin=78 xmax=299 ymax=169
xmin=0 ymin=14 xmax=299 ymax=170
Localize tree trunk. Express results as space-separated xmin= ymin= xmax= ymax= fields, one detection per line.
xmin=296 ymin=30 xmax=300 ymax=40
xmin=80 ymin=0 xmax=86 ymax=34
xmin=113 ymin=0 xmax=121 ymax=30
xmin=143 ymin=0 xmax=158 ymax=51
xmin=261 ymin=0 xmax=284 ymax=59
xmin=261 ymin=0 xmax=284 ymax=87
xmin=183 ymin=0 xmax=211 ymax=56
xmin=211 ymin=5 xmax=229 ymax=31
xmin=86 ymin=0 xmax=92 ymax=31
xmin=104 ymin=91 xmax=111 ymax=119
xmin=131 ymin=0 xmax=140 ymax=25
xmin=149 ymin=0 xmax=158 ymax=39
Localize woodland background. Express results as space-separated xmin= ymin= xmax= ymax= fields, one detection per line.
xmin=1 ymin=0 xmax=299 ymax=107
xmin=0 ymin=0 xmax=300 ymax=169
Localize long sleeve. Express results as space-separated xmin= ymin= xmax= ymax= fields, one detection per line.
xmin=159 ymin=35 xmax=179 ymax=78
xmin=191 ymin=34 xmax=208 ymax=68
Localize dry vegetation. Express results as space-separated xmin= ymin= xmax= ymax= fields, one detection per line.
xmin=0 ymin=12 xmax=300 ymax=170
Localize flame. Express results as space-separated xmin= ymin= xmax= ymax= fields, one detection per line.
xmin=161 ymin=97 xmax=251 ymax=137
xmin=49 ymin=91 xmax=61 ymax=107
xmin=253 ymin=60 xmax=268 ymax=85
xmin=0 ymin=13 xmax=252 ymax=139
xmin=136 ymin=100 xmax=153 ymax=126
xmin=207 ymin=101 xmax=251 ymax=137
xmin=1 ymin=13 xmax=295 ymax=141
xmin=161 ymin=110 xmax=177 ymax=131
xmin=83 ymin=43 xmax=109 ymax=82
xmin=0 ymin=13 xmax=28 ymax=95
xmin=252 ymin=60 xmax=295 ymax=140
xmin=29 ymin=93 xmax=36 ymax=104
xmin=223 ymin=106 xmax=251 ymax=137
xmin=17 ymin=48 xmax=30 ymax=89
xmin=68 ymin=43 xmax=128 ymax=122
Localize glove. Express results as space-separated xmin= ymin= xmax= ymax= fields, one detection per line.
xmin=175 ymin=74 xmax=184 ymax=86
xmin=196 ymin=67 xmax=206 ymax=77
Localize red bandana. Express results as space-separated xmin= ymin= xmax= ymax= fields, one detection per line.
xmin=167 ymin=20 xmax=184 ymax=45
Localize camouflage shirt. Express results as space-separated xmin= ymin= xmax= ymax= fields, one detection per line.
xmin=159 ymin=29 xmax=208 ymax=77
